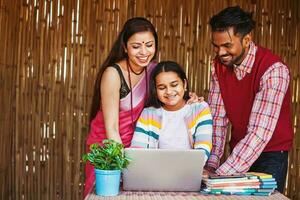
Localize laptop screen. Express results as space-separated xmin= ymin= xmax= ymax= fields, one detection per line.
xmin=122 ymin=148 xmax=205 ymax=192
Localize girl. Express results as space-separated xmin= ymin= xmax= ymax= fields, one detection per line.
xmin=131 ymin=61 xmax=213 ymax=162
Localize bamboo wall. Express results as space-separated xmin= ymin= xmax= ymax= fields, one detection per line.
xmin=0 ymin=0 xmax=299 ymax=200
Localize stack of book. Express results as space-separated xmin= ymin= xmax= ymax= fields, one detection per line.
xmin=201 ymin=172 xmax=277 ymax=196
xmin=246 ymin=172 xmax=277 ymax=196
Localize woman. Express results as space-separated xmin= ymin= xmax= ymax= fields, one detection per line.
xmin=84 ymin=17 xmax=158 ymax=197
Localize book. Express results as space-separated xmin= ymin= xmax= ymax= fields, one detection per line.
xmin=222 ymin=191 xmax=253 ymax=195
xmin=209 ymin=174 xmax=246 ymax=179
xmin=202 ymin=177 xmax=249 ymax=184
xmin=260 ymin=184 xmax=277 ymax=189
xmin=260 ymin=181 xmax=277 ymax=185
xmin=246 ymin=172 xmax=273 ymax=179
xmin=252 ymin=192 xmax=273 ymax=196
xmin=205 ymin=185 xmax=260 ymax=190
xmin=211 ymin=189 xmax=256 ymax=193
xmin=259 ymin=178 xmax=275 ymax=182
xmin=256 ymin=188 xmax=275 ymax=193
xmin=206 ymin=181 xmax=260 ymax=188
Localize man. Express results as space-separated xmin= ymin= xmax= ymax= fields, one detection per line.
xmin=206 ymin=6 xmax=293 ymax=193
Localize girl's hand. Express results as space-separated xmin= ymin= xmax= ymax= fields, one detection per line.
xmin=187 ymin=92 xmax=205 ymax=104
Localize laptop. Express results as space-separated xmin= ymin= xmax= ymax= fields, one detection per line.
xmin=122 ymin=148 xmax=205 ymax=191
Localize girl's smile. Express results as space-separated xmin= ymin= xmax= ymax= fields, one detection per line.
xmin=155 ymin=71 xmax=187 ymax=111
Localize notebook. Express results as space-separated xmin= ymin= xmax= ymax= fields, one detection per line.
xmin=122 ymin=148 xmax=205 ymax=191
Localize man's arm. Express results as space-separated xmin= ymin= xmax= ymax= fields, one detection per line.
xmin=206 ymin=63 xmax=229 ymax=170
xmin=216 ymin=62 xmax=290 ymax=175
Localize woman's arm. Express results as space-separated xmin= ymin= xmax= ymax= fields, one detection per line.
xmin=100 ymin=67 xmax=122 ymax=144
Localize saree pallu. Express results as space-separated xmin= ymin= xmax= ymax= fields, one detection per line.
xmin=84 ymin=62 xmax=156 ymax=197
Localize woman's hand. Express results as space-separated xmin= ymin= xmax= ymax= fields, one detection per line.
xmin=187 ymin=92 xmax=205 ymax=104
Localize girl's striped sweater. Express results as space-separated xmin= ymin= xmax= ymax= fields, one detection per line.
xmin=131 ymin=102 xmax=213 ymax=161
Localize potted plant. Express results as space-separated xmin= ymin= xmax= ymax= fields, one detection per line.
xmin=82 ymin=139 xmax=130 ymax=196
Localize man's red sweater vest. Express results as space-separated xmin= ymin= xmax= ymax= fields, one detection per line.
xmin=215 ymin=46 xmax=293 ymax=152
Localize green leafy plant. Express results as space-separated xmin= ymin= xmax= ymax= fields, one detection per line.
xmin=82 ymin=139 xmax=130 ymax=170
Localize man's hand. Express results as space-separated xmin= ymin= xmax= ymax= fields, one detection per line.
xmin=204 ymin=166 xmax=217 ymax=174
xmin=187 ymin=92 xmax=205 ymax=104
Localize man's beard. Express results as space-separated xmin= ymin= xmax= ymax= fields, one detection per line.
xmin=219 ymin=48 xmax=246 ymax=68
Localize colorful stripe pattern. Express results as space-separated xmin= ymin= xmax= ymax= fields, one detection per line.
xmin=131 ymin=102 xmax=213 ymax=161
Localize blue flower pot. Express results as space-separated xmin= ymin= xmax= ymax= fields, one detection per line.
xmin=94 ymin=169 xmax=121 ymax=196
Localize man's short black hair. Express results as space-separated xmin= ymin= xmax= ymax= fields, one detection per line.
xmin=209 ymin=6 xmax=255 ymax=37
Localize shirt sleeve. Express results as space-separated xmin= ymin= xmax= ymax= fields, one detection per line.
xmin=206 ymin=62 xmax=229 ymax=169
xmin=216 ymin=62 xmax=290 ymax=175
xmin=130 ymin=109 xmax=151 ymax=148
xmin=193 ymin=102 xmax=213 ymax=162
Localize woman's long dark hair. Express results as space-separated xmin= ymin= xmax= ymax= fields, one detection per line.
xmin=146 ymin=61 xmax=190 ymax=108
xmin=89 ymin=17 xmax=158 ymax=123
